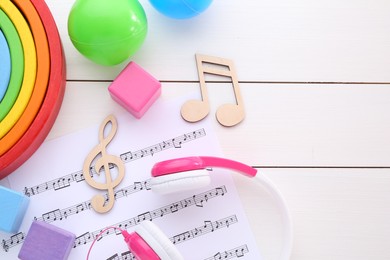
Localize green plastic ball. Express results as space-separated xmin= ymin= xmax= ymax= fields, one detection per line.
xmin=68 ymin=0 xmax=147 ymax=66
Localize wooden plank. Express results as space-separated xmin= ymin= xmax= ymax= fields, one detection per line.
xmin=48 ymin=82 xmax=390 ymax=167
xmin=235 ymin=168 xmax=390 ymax=260
xmin=46 ymin=0 xmax=390 ymax=82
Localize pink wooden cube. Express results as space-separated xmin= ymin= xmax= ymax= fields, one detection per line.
xmin=108 ymin=62 xmax=161 ymax=118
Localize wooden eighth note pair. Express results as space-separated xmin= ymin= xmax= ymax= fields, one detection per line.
xmin=181 ymin=54 xmax=245 ymax=127
xmin=83 ymin=115 xmax=125 ymax=213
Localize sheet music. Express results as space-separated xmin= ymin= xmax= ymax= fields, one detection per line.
xmin=0 ymin=96 xmax=262 ymax=259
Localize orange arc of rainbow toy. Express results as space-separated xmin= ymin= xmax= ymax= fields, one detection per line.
xmin=0 ymin=0 xmax=37 ymax=138
xmin=0 ymin=0 xmax=66 ymax=178
xmin=0 ymin=0 xmax=50 ymax=156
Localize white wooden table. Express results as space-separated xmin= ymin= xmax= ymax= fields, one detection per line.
xmin=12 ymin=0 xmax=390 ymax=259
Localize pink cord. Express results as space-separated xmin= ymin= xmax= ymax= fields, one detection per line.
xmin=86 ymin=226 xmax=125 ymax=260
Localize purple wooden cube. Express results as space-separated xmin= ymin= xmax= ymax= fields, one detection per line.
xmin=18 ymin=221 xmax=75 ymax=260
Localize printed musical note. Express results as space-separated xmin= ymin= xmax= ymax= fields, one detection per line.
xmin=83 ymin=115 xmax=125 ymax=213
xmin=107 ymin=251 xmax=136 ymax=260
xmin=53 ymin=177 xmax=73 ymax=191
xmin=171 ymin=215 xmax=238 ymax=244
xmin=204 ymin=245 xmax=249 ymax=260
xmin=74 ymin=232 xmax=92 ymax=246
xmin=107 ymin=253 xmax=120 ymax=260
xmin=171 ymin=231 xmax=191 ymax=244
xmin=42 ymin=209 xmax=63 ymax=222
xmin=135 ymin=212 xmax=152 ymax=223
xmin=121 ymin=251 xmax=135 ymax=260
xmin=181 ymin=54 xmax=245 ymax=127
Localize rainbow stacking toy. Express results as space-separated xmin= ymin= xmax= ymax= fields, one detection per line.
xmin=0 ymin=0 xmax=66 ymax=178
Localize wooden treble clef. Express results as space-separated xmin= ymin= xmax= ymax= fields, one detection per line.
xmin=83 ymin=115 xmax=125 ymax=213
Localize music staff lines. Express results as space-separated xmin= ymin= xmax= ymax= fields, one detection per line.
xmin=73 ymin=186 xmax=227 ymax=248
xmin=23 ymin=129 xmax=206 ymax=197
xmin=119 ymin=129 xmax=206 ymax=162
xmin=34 ymin=180 xmax=151 ymax=223
xmin=1 ymin=232 xmax=24 ymax=252
xmin=107 ymin=244 xmax=249 ymax=260
xmin=1 ymin=186 xmax=226 ymax=252
xmin=204 ymin=245 xmax=249 ymax=260
xmin=170 ymin=215 xmax=238 ymax=245
xmin=106 ymin=251 xmax=135 ymax=260
xmin=106 ymin=215 xmax=239 ymax=260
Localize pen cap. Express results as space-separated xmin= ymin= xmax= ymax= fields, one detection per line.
xmin=123 ymin=230 xmax=160 ymax=260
